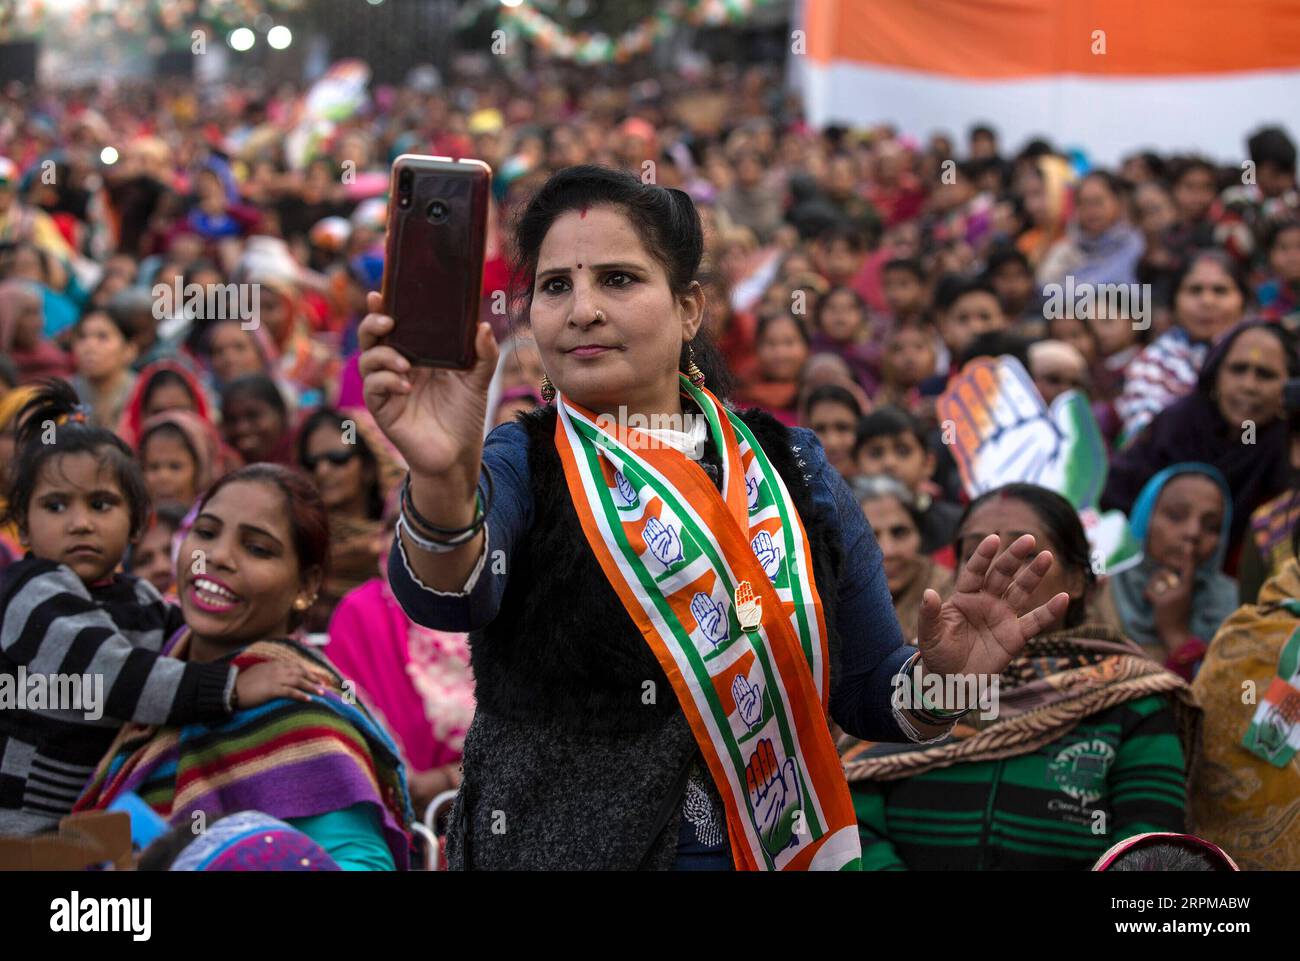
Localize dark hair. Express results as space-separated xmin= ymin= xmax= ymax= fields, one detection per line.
xmin=1079 ymin=169 xmax=1130 ymax=202
xmin=1105 ymin=839 xmax=1233 ymax=872
xmin=124 ymin=500 xmax=187 ymax=574
xmin=504 ymin=164 xmax=732 ymax=398
xmin=1199 ymin=320 xmax=1300 ymax=395
xmin=983 ymin=245 xmax=1032 ymax=278
xmin=221 ymin=373 xmax=288 ymax=420
xmin=968 ymin=123 xmax=996 ymax=143
xmin=296 ymin=407 xmax=383 ymax=520
xmin=140 ymin=368 xmax=199 ymax=415
xmin=956 ymin=483 xmax=1095 ymax=627
xmin=803 ymin=384 xmax=863 ymax=422
xmin=1169 ymin=156 xmax=1219 ymax=188
xmin=960 ymin=331 xmax=1032 ymax=369
xmin=855 ymin=405 xmax=926 ymax=453
xmin=813 ymin=285 xmax=866 ymax=332
xmin=816 ymin=222 xmax=867 ymax=253
xmin=195 ymin=463 xmax=330 ymax=629
xmin=139 ymin=420 xmax=199 ymax=474
xmin=950 ymin=277 xmax=1001 ymax=308
xmin=2 ymin=379 xmax=151 ymax=541
xmin=1172 ymin=249 xmax=1252 ymax=308
xmin=1265 ymin=218 xmax=1300 ymax=255
xmin=883 ymin=257 xmax=926 ymax=282
xmin=1248 ymin=126 xmax=1297 ymax=175
xmin=756 ymin=311 xmax=811 ymax=347
xmin=74 ymin=307 xmax=134 ymax=342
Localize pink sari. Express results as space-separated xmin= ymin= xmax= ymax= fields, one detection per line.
xmin=325 ymin=578 xmax=474 ymax=774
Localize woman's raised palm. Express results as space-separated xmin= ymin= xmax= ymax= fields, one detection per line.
xmin=916 ymin=533 xmax=1069 ymax=680
xmin=357 ymin=291 xmax=500 ymax=478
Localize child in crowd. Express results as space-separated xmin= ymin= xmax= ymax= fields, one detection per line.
xmin=853 ymin=405 xmax=962 ymax=560
xmin=982 ymin=246 xmax=1043 ymax=335
xmin=1028 ymin=340 xmax=1090 ymax=407
xmin=801 ymin=383 xmax=863 ymax=480
xmin=125 ymin=501 xmax=187 ymax=597
xmin=809 ymin=286 xmax=880 ymax=394
xmin=933 ymin=276 xmax=1010 ymax=378
xmin=69 ymin=308 xmax=139 ymax=430
xmin=0 ymin=380 xmax=316 ymax=835
xmin=733 ymin=312 xmax=810 ymax=426
xmin=1258 ymin=219 xmax=1300 ymax=326
xmin=876 ymin=318 xmax=938 ymax=413
xmin=880 ymin=257 xmax=928 ymax=325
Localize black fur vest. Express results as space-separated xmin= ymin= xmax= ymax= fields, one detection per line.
xmin=448 ymin=404 xmax=846 ymax=869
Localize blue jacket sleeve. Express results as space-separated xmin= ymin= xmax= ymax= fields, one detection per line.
xmin=386 ymin=421 xmax=534 ymax=634
xmin=790 ymin=429 xmax=913 ymax=741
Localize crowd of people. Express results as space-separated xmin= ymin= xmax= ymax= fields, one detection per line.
xmin=0 ymin=57 xmax=1298 ymax=870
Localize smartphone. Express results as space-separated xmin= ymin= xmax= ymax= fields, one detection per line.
xmin=380 ymin=154 xmax=492 ymax=369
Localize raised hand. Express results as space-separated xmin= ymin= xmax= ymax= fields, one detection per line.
xmin=745 ymin=474 xmax=761 ymax=511
xmin=938 ymin=356 xmax=1106 ymax=509
xmin=735 ymin=580 xmax=763 ymax=632
xmin=614 ymin=469 xmax=639 ymax=508
xmin=917 ymin=533 xmax=1070 ymax=681
xmin=357 ymin=290 xmax=500 ymax=480
xmin=691 ymin=592 xmax=729 ymax=647
xmin=644 ymin=515 xmax=684 ymax=567
xmin=751 ymin=530 xmax=782 ymax=579
xmin=732 ymin=673 xmax=762 ymax=728
xmin=745 ymin=738 xmax=801 ymax=855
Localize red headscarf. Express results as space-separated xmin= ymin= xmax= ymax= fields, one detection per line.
xmin=117 ymin=359 xmax=216 ymax=450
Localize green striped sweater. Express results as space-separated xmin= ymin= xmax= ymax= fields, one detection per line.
xmin=851 ymin=694 xmax=1187 ymax=870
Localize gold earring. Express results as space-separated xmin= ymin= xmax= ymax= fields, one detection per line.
xmin=686 ymin=344 xmax=706 ymax=388
xmin=540 ymin=374 xmax=555 ymax=403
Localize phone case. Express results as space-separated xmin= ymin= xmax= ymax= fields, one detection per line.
xmin=380 ymin=155 xmax=492 ymax=368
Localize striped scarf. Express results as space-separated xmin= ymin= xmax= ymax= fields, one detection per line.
xmin=74 ymin=633 xmax=414 ymax=869
xmin=841 ymin=625 xmax=1193 ymax=782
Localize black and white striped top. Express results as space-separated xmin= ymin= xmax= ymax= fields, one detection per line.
xmin=0 ymin=556 xmax=235 ymax=835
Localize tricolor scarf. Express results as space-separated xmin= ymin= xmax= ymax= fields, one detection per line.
xmin=553 ymin=375 xmax=861 ymax=871
xmin=73 ymin=633 xmax=414 ymax=869
xmin=1241 ymin=598 xmax=1300 ymax=767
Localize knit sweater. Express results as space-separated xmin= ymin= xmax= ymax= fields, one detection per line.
xmin=851 ymin=694 xmax=1187 ymax=870
xmin=0 ymin=556 xmax=235 ymax=835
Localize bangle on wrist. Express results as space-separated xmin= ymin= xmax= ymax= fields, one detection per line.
xmin=398 ymin=512 xmax=483 ymax=555
xmin=402 ymin=465 xmax=493 ymax=540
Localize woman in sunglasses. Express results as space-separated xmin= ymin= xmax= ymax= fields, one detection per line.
xmin=297 ymin=406 xmax=406 ymax=632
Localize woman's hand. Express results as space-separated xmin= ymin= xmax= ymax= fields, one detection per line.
xmin=1145 ymin=558 xmax=1195 ymax=652
xmin=235 ymin=660 xmax=329 ymax=708
xmin=916 ymin=534 xmax=1069 ymax=680
xmin=357 ymin=291 xmax=500 ymax=481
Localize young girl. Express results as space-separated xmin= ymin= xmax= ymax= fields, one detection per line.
xmin=69 ymin=308 xmax=138 ymax=431
xmin=809 ymin=286 xmax=881 ymax=394
xmin=732 ymin=312 xmax=811 ymax=426
xmin=0 ymin=380 xmax=322 ymax=835
xmin=876 ymin=318 xmax=938 ymax=412
xmin=137 ymin=409 xmax=237 ymax=509
xmin=126 ymin=501 xmax=187 ymax=597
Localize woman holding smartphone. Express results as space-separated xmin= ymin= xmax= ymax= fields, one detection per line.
xmin=357 ymin=164 xmax=1068 ymax=871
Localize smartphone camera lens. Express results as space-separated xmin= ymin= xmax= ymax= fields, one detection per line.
xmin=427 ymin=199 xmax=448 ymax=224
xmin=398 ymin=169 xmax=413 ymax=209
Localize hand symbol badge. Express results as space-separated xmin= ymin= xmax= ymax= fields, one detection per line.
xmin=614 ymin=470 xmax=638 ymax=508
xmin=690 ymin=592 xmax=729 ymax=647
xmin=732 ymin=673 xmax=762 ymax=729
xmin=937 ymin=356 xmax=1106 ymax=510
xmin=643 ymin=515 xmax=684 ymax=567
xmin=750 ymin=530 xmax=782 ymax=580
xmin=734 ymin=580 xmax=762 ymax=633
xmin=745 ymin=738 xmax=801 ymax=856
xmin=745 ymin=475 xmax=761 ymax=511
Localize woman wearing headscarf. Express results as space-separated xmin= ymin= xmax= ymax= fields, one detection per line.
xmin=117 ymin=359 xmax=217 ymax=450
xmin=137 ymin=408 xmax=242 ymax=510
xmin=1115 ymin=251 xmax=1250 ymax=445
xmin=1111 ymin=464 xmax=1239 ymax=680
xmin=0 ymin=278 xmax=72 ymax=384
xmin=1015 ymin=155 xmax=1075 ymax=268
xmin=1037 ymin=171 xmax=1146 ymax=289
xmin=843 ymin=484 xmax=1193 ymax=870
xmin=1104 ymin=321 xmax=1299 ymax=571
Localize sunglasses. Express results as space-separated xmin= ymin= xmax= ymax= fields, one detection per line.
xmin=303 ymin=448 xmax=358 ymax=470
